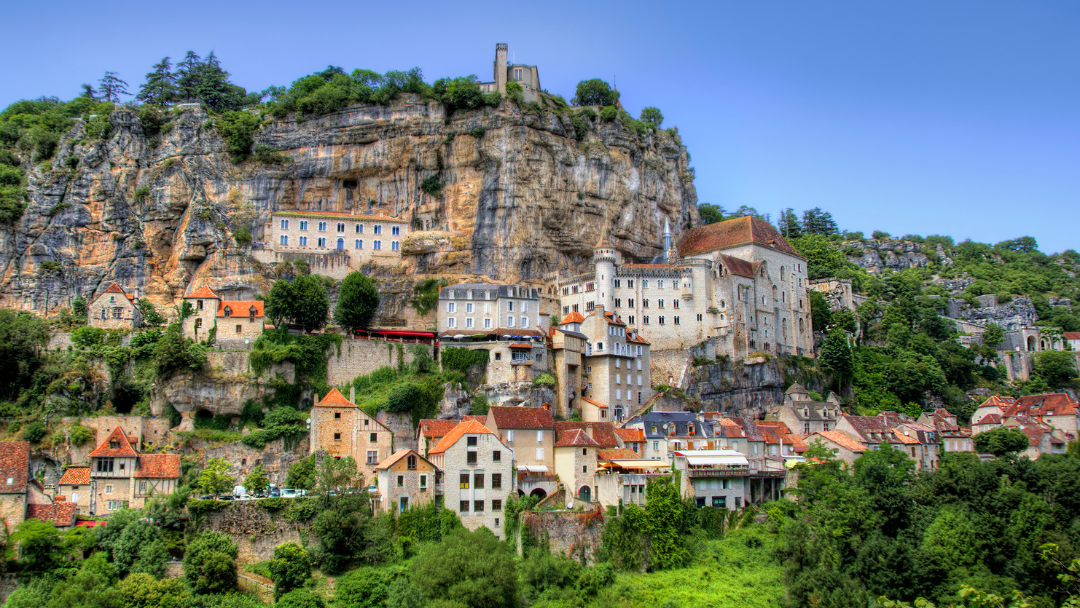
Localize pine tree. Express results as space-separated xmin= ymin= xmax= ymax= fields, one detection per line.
xmin=778 ymin=208 xmax=803 ymax=239
xmin=79 ymin=83 xmax=98 ymax=101
xmin=174 ymin=51 xmax=203 ymax=101
xmin=196 ymin=52 xmax=239 ymax=112
xmin=819 ymin=328 xmax=854 ymax=390
xmin=136 ymin=57 xmax=176 ymax=106
xmin=801 ymin=207 xmax=839 ymax=236
xmin=98 ymin=72 xmax=129 ymax=103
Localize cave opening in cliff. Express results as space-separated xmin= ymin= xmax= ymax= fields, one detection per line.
xmin=110 ymin=381 xmax=142 ymax=414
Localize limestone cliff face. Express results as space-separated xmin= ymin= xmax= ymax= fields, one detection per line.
xmin=0 ymin=96 xmax=697 ymax=314
xmin=844 ymin=239 xmax=929 ymax=274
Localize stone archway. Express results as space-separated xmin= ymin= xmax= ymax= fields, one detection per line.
xmin=529 ymin=488 xmax=547 ymax=499
xmin=1028 ymin=336 xmax=1037 ymax=351
xmin=577 ymin=485 xmax=591 ymax=503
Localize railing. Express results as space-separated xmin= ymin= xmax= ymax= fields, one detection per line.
xmin=752 ymin=470 xmax=787 ymax=478
xmin=684 ymin=467 xmax=750 ymax=478
xmin=518 ymin=473 xmax=557 ymax=483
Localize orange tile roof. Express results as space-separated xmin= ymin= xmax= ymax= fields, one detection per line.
xmin=26 ymin=503 xmax=77 ymax=526
xmin=602 ymin=311 xmax=626 ymax=327
xmin=489 ymin=406 xmax=554 ymax=430
xmin=463 ymin=415 xmax=487 ymax=424
xmin=892 ymin=431 xmax=920 ymax=445
xmin=97 ymin=283 xmax=136 ymax=301
xmin=974 ymin=413 xmax=1002 ymax=426
xmin=626 ymin=331 xmax=650 ymax=345
xmin=580 ymin=397 xmax=608 ymax=408
xmin=679 ymin=216 xmax=802 ymax=258
xmin=314 ymin=388 xmax=356 ymax=408
xmin=374 ymin=449 xmax=433 ymax=471
xmin=597 ymin=448 xmax=641 ymax=461
xmin=0 ymin=442 xmax=30 ymax=493
xmin=560 ymin=312 xmax=585 ymax=325
xmin=428 ymin=420 xmax=493 ymax=455
xmin=978 ymin=395 xmax=1018 ymax=410
xmin=813 ymin=430 xmax=866 ymax=453
xmin=135 ymin=454 xmax=181 ymax=479
xmin=554 ymin=422 xmax=619 ymax=447
xmin=615 ymin=428 xmax=645 ymax=443
xmin=1064 ymin=332 xmax=1080 ymax=341
xmin=58 ymin=467 xmax=91 ymax=485
xmin=185 ymin=286 xmax=219 ymax=299
xmin=89 ymin=427 xmax=138 ymax=458
xmin=718 ymin=254 xmax=755 ymax=278
xmin=419 ymin=419 xmax=459 ymax=438
xmin=508 ymin=343 xmax=533 ymax=349
xmin=217 ymin=300 xmax=264 ymax=318
xmin=555 ymin=429 xmax=601 ymax=448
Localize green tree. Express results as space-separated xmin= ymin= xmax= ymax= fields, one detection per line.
xmin=44 ymin=552 xmax=123 ymax=608
xmin=136 ymin=57 xmax=176 ymax=106
xmin=98 ymin=71 xmax=129 ymax=103
xmin=639 ymin=106 xmax=663 ymax=127
xmin=183 ymin=531 xmax=239 ymax=594
xmin=72 ymin=295 xmax=88 ymax=319
xmin=10 ymin=519 xmax=61 ymax=572
xmin=571 ymin=79 xmax=619 ymax=106
xmin=118 ymin=573 xmax=189 ymax=608
xmin=265 ymin=275 xmax=329 ymax=332
xmin=698 ymin=203 xmax=725 ymax=225
xmin=243 ymin=463 xmax=270 ymax=496
xmin=0 ymin=309 xmax=51 ymax=399
xmin=334 ymin=271 xmax=381 ymax=331
xmin=409 ymin=527 xmax=519 ymax=608
xmin=137 ymin=298 xmax=165 ymax=327
xmin=973 ymin=427 xmax=1030 ymax=457
xmin=269 ymin=542 xmax=311 ymax=599
xmin=778 ymin=208 xmax=803 ymax=239
xmin=809 ymin=289 xmax=832 ymax=332
xmin=196 ymin=52 xmax=245 ymax=112
xmin=286 ymin=455 xmax=317 ymax=490
xmin=982 ymin=323 xmax=1005 ymax=350
xmin=175 ymin=51 xmax=203 ymax=101
xmin=792 ymin=233 xmax=848 ymax=279
xmin=151 ymin=323 xmax=207 ymax=377
xmin=819 ymin=329 xmax=854 ymax=389
xmin=199 ymin=457 xmax=236 ymax=497
xmin=277 ymin=589 xmax=326 ymax=608
xmin=1033 ymin=350 xmax=1077 ymax=387
xmin=111 ymin=518 xmax=167 ymax=576
xmin=801 ymin=207 xmax=839 ymax=236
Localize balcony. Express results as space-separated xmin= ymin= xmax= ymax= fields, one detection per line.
xmin=684 ymin=467 xmax=750 ymax=478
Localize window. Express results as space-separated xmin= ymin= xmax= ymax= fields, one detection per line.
xmin=280 ymin=235 xmax=288 ymax=246
xmin=467 ymin=451 xmax=477 ymax=465
xmin=659 ymin=316 xmax=665 ymax=326
xmin=337 ymin=222 xmax=345 ymax=232
xmin=674 ymin=316 xmax=680 ymax=325
xmin=643 ymin=299 xmax=649 ymax=308
xmin=507 ymin=301 xmax=515 ymax=312
xmin=300 ymin=220 xmax=308 ymax=230
xmin=107 ymin=500 xmax=121 ymax=511
xmin=474 ymin=500 xmax=484 ymax=512
xmin=653 ymin=441 xmax=659 ymax=451
xmin=521 ymin=316 xmax=529 ymax=328
xmin=419 ymin=474 xmax=427 ymax=488
xmin=397 ymin=475 xmax=404 ymax=487
xmin=96 ymin=458 xmax=114 ymax=473
xmin=628 ymin=279 xmax=634 ymax=288
xmin=460 ymin=500 xmax=469 ymax=512
xmin=355 ymin=239 xmax=362 ymax=249
xmin=355 ymin=223 xmax=362 ymax=233
xmin=113 ymin=307 xmax=123 ymax=319
xmin=492 ymin=499 xmax=502 ymax=511
xmin=447 ymin=318 xmax=457 ymax=328
xmin=484 ymin=318 xmax=492 ymax=329
xmin=317 ymin=237 xmax=326 ymax=247
xmin=374 ymin=225 xmax=382 ymax=234
xmin=643 ymin=280 xmax=649 ymax=288
xmin=492 ymin=473 xmax=502 ymax=488
xmin=367 ymin=451 xmax=378 ymax=464
xmin=392 ymin=241 xmax=399 ymax=251
xmin=582 ymin=465 xmax=588 ymax=473
xmin=392 ymin=225 xmax=400 ymax=235
xmin=536 ymin=430 xmax=544 ymax=442
xmin=318 ymin=221 xmax=327 ymax=231
xmin=299 ymin=236 xmax=308 ymax=246
xmin=465 ymin=318 xmax=474 ymax=328
xmin=628 ymin=298 xmax=634 ymax=307
xmin=460 ymin=473 xmax=470 ymax=489
xmin=658 ymin=280 xmax=664 ymax=289
xmin=105 ymin=484 xmax=114 ymax=494
xmin=506 ymin=430 xmax=515 ymax=442
xmin=673 ymin=300 xmax=679 ymax=309
xmin=474 ymin=473 xmax=485 ymax=489
xmin=466 ymin=303 xmax=474 ymax=313
xmin=615 ymin=279 xmax=621 ymax=288
xmin=507 ymin=316 xmax=515 ymax=327
xmin=447 ymin=302 xmax=457 ymax=313
xmin=370 ymin=433 xmax=377 ymax=442
xmin=333 ymin=432 xmax=341 ymax=441
xmin=493 ymin=450 xmax=501 ymax=462
xmin=139 ymin=481 xmax=148 ymax=494
xmin=280 ymin=219 xmax=289 ymax=230
xmin=643 ymin=315 xmax=650 ymax=325
xmin=334 ymin=412 xmax=341 ymax=419
xmin=407 ymin=455 xmax=417 ymax=470
xmin=535 ymin=447 xmax=544 ymax=460
xmin=374 ymin=240 xmax=381 ymax=249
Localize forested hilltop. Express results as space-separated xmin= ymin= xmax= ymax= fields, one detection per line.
xmin=699 ymin=203 xmax=1080 ymax=422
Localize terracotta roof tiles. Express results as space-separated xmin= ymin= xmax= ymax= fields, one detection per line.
xmin=217 ymin=300 xmax=264 ymax=318
xmin=314 ymin=388 xmax=356 ymax=408
xmin=26 ymin=503 xmax=77 ymax=526
xmin=597 ymin=448 xmax=641 ymax=461
xmin=678 ymin=216 xmax=802 ymax=258
xmin=555 ymin=429 xmax=601 ymax=448
xmin=428 ymin=420 xmax=493 ymax=455
xmin=135 ymin=454 xmax=181 ymax=479
xmin=88 ymin=427 xmax=138 ymax=458
xmin=374 ymin=449 xmax=432 ymax=471
xmin=58 ymin=467 xmax=91 ymax=486
xmin=560 ymin=312 xmax=586 ymax=325
xmin=615 ymin=428 xmax=645 ymax=443
xmin=718 ymin=254 xmax=755 ymax=278
xmin=419 ymin=419 xmax=458 ymax=439
xmin=813 ymin=430 xmax=867 ymax=453
xmin=0 ymin=442 xmax=30 ymax=494
xmin=489 ymin=406 xmax=554 ymax=430
xmin=185 ymin=285 xmax=219 ymax=299
xmin=554 ymin=422 xmax=619 ymax=447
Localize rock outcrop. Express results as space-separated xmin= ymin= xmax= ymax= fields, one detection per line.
xmin=685 ymin=357 xmax=828 ymax=417
xmin=844 ymin=239 xmax=929 ymax=273
xmin=0 ymin=96 xmax=697 ymax=315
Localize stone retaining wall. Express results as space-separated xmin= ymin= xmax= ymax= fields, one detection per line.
xmin=519 ymin=509 xmax=605 ymax=564
xmin=326 ymin=338 xmax=433 ymax=385
xmin=200 ymin=501 xmax=308 ymax=564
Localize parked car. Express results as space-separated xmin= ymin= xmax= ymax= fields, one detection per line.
xmin=269 ymin=487 xmax=281 ymax=497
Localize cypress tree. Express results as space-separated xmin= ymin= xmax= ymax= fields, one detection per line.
xmin=136 ymin=57 xmax=176 ymax=106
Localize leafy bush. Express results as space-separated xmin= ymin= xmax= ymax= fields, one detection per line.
xmin=599 ymin=106 xmax=618 ymax=122
xmin=215 ymin=110 xmax=260 ymax=163
xmin=134 ymin=185 xmax=150 ymax=201
xmin=233 ymin=225 xmax=252 ymax=245
xmin=533 ymin=373 xmax=555 ymax=387
xmin=254 ymin=145 xmax=288 ymax=164
xmin=572 ymin=79 xmax=619 ymax=106
xmin=334 ymin=271 xmax=380 ymax=331
xmin=137 ymin=105 xmax=168 ymax=137
xmin=639 ymin=106 xmax=664 ymax=127
xmin=420 ymin=175 xmax=443 ymax=197
xmin=151 ymin=323 xmax=208 ymax=378
xmin=68 ymin=423 xmax=94 ymax=446
xmin=22 ymin=420 xmax=47 ymax=442
xmin=468 ymin=127 xmax=486 ymax=138
xmin=440 ymin=347 xmax=488 ymax=375
xmin=471 ymin=394 xmax=489 ymax=416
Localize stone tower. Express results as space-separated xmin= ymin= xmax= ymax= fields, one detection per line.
xmin=662 ymin=218 xmax=672 ymax=263
xmin=495 ymin=43 xmax=508 ymax=95
xmin=592 ymin=235 xmax=618 ymax=311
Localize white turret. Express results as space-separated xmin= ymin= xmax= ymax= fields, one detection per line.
xmin=592 ymin=234 xmax=618 ymax=311
xmin=663 ymin=218 xmax=672 ymax=263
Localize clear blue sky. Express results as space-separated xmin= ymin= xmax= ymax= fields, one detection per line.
xmin=3 ymin=1 xmax=1077 ymax=252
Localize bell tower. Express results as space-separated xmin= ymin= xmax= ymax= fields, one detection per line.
xmin=495 ymin=43 xmax=508 ymax=95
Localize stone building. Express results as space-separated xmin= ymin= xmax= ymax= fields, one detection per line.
xmin=553 ymin=429 xmax=600 ymax=504
xmin=373 ymin=449 xmax=439 ymax=514
xmin=552 ymin=307 xmax=653 ymax=423
xmin=0 ymin=442 xmax=31 ymax=532
xmin=438 ymin=283 xmax=547 ymax=384
xmin=87 ymin=283 xmax=141 ymax=330
xmin=308 ymin=388 xmax=394 ymax=484
xmin=484 ymin=406 xmax=555 ymax=473
xmin=917 ymin=409 xmax=973 ymax=453
xmin=479 ymin=43 xmax=542 ymax=103
xmin=550 ymin=216 xmax=814 ymax=361
xmin=81 ymin=427 xmax=181 ymax=516
xmin=671 ymin=449 xmax=753 ymax=510
xmin=426 ymin=420 xmax=514 ymax=537
xmin=182 ymin=286 xmax=265 ymax=347
xmin=768 ymin=383 xmax=842 ymax=435
xmin=623 ymin=411 xmax=715 ymax=464
xmin=808 ymin=278 xmax=867 ymax=313
xmin=259 ymin=211 xmax=410 ymax=279
xmin=807 ymin=431 xmax=867 ymax=466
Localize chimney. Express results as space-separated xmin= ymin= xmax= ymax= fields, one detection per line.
xmin=350 ymin=386 xmax=355 ymax=404
xmin=314 ymin=393 xmax=320 ymax=407
xmin=585 ymin=425 xmax=594 ymax=439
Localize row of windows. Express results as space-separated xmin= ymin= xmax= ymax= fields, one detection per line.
xmin=279 ymin=236 xmax=398 ymax=251
xmin=446 ymin=316 xmax=530 ymax=329
xmin=446 ymin=302 xmax=528 ymax=313
xmin=612 ymin=374 xmax=644 ymax=386
xmin=458 ymin=472 xmax=503 ymax=489
xmin=459 ymin=499 xmax=502 ymax=513
xmin=279 ymin=219 xmax=399 ymax=235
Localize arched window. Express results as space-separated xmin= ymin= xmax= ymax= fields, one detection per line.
xmin=781 ymin=266 xmax=786 ymax=281
xmin=336 ymin=238 xmax=344 ymax=250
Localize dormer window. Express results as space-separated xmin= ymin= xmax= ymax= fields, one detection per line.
xmin=223 ymin=306 xmax=232 ymax=317
xmin=109 ymin=441 xmax=119 ymax=450
xmin=249 ymin=306 xmax=257 ymax=320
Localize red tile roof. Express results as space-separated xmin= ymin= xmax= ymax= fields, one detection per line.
xmin=718 ymin=254 xmax=755 ymax=278
xmin=1063 ymin=332 xmax=1080 ymax=341
xmin=88 ymin=428 xmax=138 ymax=458
xmin=597 ymin=448 xmax=641 ymax=461
xmin=315 ymin=388 xmax=356 ymax=408
xmin=135 ymin=454 xmax=181 ymax=479
xmin=1008 ymin=393 xmax=1079 ymax=417
xmin=374 ymin=449 xmax=433 ymax=471
xmin=185 ymin=286 xmax=219 ymax=299
xmin=554 ymin=422 xmax=619 ymax=447
xmin=615 ymin=428 xmax=645 ymax=443
xmin=428 ymin=420 xmax=493 ymax=455
xmin=580 ymin=397 xmax=609 ymax=408
xmin=26 ymin=503 xmax=77 ymax=527
xmin=419 ymin=419 xmax=458 ymax=439
xmin=560 ymin=312 xmax=586 ymax=325
xmin=813 ymin=430 xmax=866 ymax=453
xmin=489 ymin=406 xmax=554 ymax=430
xmin=273 ymin=210 xmax=404 ymax=222
xmin=463 ymin=415 xmax=487 ymax=424
xmin=508 ymin=343 xmax=533 ymax=349
xmin=892 ymin=431 xmax=920 ymax=445
xmin=678 ymin=216 xmax=802 ymax=258
xmin=626 ymin=331 xmax=650 ymax=345
xmin=58 ymin=467 xmax=91 ymax=486
xmin=602 ymin=311 xmax=626 ymax=327
xmin=974 ymin=413 xmax=1002 ymax=426
xmin=97 ymin=283 xmax=136 ymax=302
xmin=0 ymin=442 xmax=30 ymax=494
xmin=977 ymin=395 xmax=1018 ymax=410
xmin=555 ymin=429 xmax=601 ymax=448
xmin=217 ymin=300 xmax=265 ymax=318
